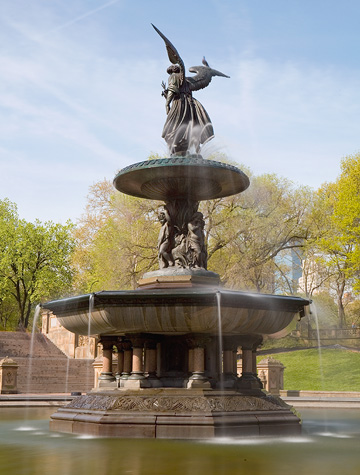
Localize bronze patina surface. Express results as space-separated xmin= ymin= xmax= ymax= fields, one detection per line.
xmin=152 ymin=24 xmax=229 ymax=156
xmin=113 ymin=156 xmax=250 ymax=201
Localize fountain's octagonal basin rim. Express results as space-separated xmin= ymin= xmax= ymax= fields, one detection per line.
xmin=43 ymin=288 xmax=309 ymax=314
xmin=42 ymin=289 xmax=309 ymax=337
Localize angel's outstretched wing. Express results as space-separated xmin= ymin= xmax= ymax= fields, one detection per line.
xmin=187 ymin=57 xmax=230 ymax=91
xmin=152 ymin=24 xmax=185 ymax=84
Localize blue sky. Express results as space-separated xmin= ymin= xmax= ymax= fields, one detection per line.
xmin=1 ymin=0 xmax=359 ymax=223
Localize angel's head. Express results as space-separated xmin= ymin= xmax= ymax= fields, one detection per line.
xmin=167 ymin=64 xmax=181 ymax=75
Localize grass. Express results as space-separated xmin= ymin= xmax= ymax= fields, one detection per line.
xmin=259 ymin=348 xmax=360 ymax=391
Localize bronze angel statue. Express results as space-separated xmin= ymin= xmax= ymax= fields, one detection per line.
xmin=152 ymin=24 xmax=229 ymax=156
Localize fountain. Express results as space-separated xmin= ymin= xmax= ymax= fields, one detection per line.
xmin=43 ymin=25 xmax=309 ymax=438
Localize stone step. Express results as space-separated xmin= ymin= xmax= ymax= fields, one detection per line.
xmin=0 ymin=332 xmax=94 ymax=393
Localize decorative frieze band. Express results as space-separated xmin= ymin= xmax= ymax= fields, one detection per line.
xmin=68 ymin=394 xmax=289 ymax=413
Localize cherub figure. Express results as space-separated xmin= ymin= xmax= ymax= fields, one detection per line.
xmin=157 ymin=206 xmax=174 ymax=268
xmin=187 ymin=211 xmax=207 ymax=269
xmin=153 ymin=24 xmax=229 ymax=156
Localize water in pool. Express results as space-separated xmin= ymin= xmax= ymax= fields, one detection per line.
xmin=0 ymin=407 xmax=359 ymax=475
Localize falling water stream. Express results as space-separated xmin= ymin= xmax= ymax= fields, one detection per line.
xmin=88 ymin=293 xmax=94 ymax=358
xmin=309 ymin=300 xmax=332 ymax=435
xmin=26 ymin=304 xmax=42 ymax=395
xmin=86 ymin=293 xmax=95 ymax=389
xmin=63 ymin=332 xmax=73 ymax=399
xmin=22 ymin=304 xmax=42 ymax=426
xmin=215 ymin=291 xmax=224 ymax=392
xmin=310 ymin=301 xmax=325 ymax=387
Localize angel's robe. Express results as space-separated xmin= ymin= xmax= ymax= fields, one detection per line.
xmin=162 ymin=72 xmax=214 ymax=155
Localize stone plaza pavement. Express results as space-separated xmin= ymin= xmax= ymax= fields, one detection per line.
xmin=280 ymin=390 xmax=360 ymax=408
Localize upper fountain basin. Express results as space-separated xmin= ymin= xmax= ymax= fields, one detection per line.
xmin=113 ymin=156 xmax=250 ymax=201
xmin=43 ymin=289 xmax=309 ymax=337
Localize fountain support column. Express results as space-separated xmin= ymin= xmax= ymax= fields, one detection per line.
xmin=237 ymin=336 xmax=263 ymax=391
xmin=98 ymin=337 xmax=116 ymax=388
xmin=218 ymin=336 xmax=239 ymax=389
xmin=186 ymin=335 xmax=211 ymax=388
xmin=188 ymin=348 xmax=194 ymax=375
xmin=115 ymin=339 xmax=124 ymax=387
xmin=144 ymin=338 xmax=162 ymax=387
xmin=123 ymin=335 xmax=151 ymax=388
xmin=120 ymin=341 xmax=132 ymax=382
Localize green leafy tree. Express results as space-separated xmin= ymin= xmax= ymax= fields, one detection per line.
xmin=73 ymin=181 xmax=159 ymax=292
xmin=202 ymin=173 xmax=314 ymax=292
xmin=74 ymin=167 xmax=314 ymax=294
xmin=308 ymin=154 xmax=360 ymax=327
xmin=0 ymin=199 xmax=75 ymax=329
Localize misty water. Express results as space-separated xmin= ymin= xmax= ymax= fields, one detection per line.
xmin=0 ymin=407 xmax=359 ymax=475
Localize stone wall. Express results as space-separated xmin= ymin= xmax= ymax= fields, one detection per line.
xmin=0 ymin=332 xmax=94 ymax=393
xmin=41 ymin=311 xmax=98 ymax=359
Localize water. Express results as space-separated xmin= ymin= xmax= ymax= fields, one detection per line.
xmin=63 ymin=333 xmax=73 ymax=398
xmin=88 ymin=293 xmax=94 ymax=357
xmin=215 ymin=291 xmax=224 ymax=390
xmin=25 ymin=304 xmax=42 ymax=402
xmin=311 ymin=302 xmax=325 ymax=387
xmin=86 ymin=293 xmax=95 ymax=388
xmin=0 ymin=408 xmax=359 ymax=474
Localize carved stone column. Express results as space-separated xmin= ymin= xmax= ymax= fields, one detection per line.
xmin=115 ymin=339 xmax=124 ymax=387
xmin=98 ymin=337 xmax=116 ymax=388
xmin=120 ymin=341 xmax=132 ymax=381
xmin=188 ymin=348 xmax=194 ymax=374
xmin=252 ymin=335 xmax=264 ymax=388
xmin=144 ymin=338 xmax=162 ymax=387
xmin=217 ymin=336 xmax=238 ymax=389
xmin=123 ymin=335 xmax=151 ymax=388
xmin=186 ymin=335 xmax=211 ymax=389
xmin=236 ymin=335 xmax=263 ymax=391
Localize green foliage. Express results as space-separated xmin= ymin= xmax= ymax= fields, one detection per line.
xmin=202 ymin=172 xmax=313 ymax=292
xmin=264 ymin=349 xmax=360 ymax=391
xmin=302 ymin=152 xmax=360 ymax=326
xmin=261 ymin=335 xmax=307 ymax=351
xmin=74 ymin=164 xmax=313 ymax=294
xmin=71 ymin=152 xmax=360 ymax=308
xmin=72 ymin=181 xmax=159 ymax=292
xmin=310 ymin=292 xmax=339 ymax=328
xmin=345 ymin=299 xmax=360 ymax=327
xmin=0 ymin=198 xmax=75 ymax=329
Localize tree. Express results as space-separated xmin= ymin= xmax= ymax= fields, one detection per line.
xmin=345 ymin=299 xmax=360 ymax=328
xmin=73 ymin=167 xmax=314 ymax=295
xmin=202 ymin=173 xmax=314 ymax=292
xmin=0 ymin=199 xmax=75 ymax=329
xmin=303 ymin=153 xmax=360 ymax=327
xmin=72 ymin=181 xmax=159 ymax=292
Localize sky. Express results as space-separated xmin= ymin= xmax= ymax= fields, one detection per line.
xmin=1 ymin=0 xmax=359 ymax=224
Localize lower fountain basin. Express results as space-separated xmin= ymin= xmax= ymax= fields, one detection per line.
xmin=50 ymin=388 xmax=301 ymax=438
xmin=43 ymin=289 xmax=309 ymax=337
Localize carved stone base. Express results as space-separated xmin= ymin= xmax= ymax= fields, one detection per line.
xmin=186 ymin=379 xmax=211 ymax=389
xmin=237 ymin=372 xmax=263 ymax=391
xmin=138 ymin=268 xmax=220 ymax=289
xmin=50 ymin=388 xmax=301 ymax=439
xmin=98 ymin=372 xmax=117 ymax=388
xmin=120 ymin=379 xmax=152 ymax=389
